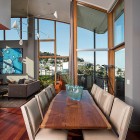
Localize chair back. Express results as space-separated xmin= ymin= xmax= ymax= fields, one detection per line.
xmin=49 ymin=84 xmax=56 ymax=96
xmin=91 ymin=84 xmax=97 ymax=96
xmin=94 ymin=86 xmax=103 ymax=104
xmin=110 ymin=98 xmax=133 ymax=140
xmin=45 ymin=86 xmax=53 ymax=101
xmin=35 ymin=89 xmax=49 ymax=119
xmin=98 ymin=90 xmax=114 ymax=117
xmin=21 ymin=98 xmax=42 ymax=140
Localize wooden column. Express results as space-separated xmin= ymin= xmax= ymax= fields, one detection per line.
xmin=108 ymin=13 xmax=115 ymax=95
xmin=73 ymin=0 xmax=78 ymax=85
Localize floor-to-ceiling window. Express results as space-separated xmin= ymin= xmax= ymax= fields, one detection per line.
xmin=113 ymin=0 xmax=125 ymax=99
xmin=36 ymin=19 xmax=70 ymax=88
xmin=115 ymin=48 xmax=125 ymax=100
xmin=0 ymin=18 xmax=28 ymax=41
xmin=77 ymin=3 xmax=108 ymax=91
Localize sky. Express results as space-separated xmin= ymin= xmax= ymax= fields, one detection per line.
xmin=0 ymin=14 xmax=124 ymax=68
xmin=39 ymin=20 xmax=108 ymax=65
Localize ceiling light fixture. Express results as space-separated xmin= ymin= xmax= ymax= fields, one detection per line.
xmin=19 ymin=39 xmax=23 ymax=46
xmin=12 ymin=20 xmax=18 ymax=28
xmin=53 ymin=11 xmax=58 ymax=18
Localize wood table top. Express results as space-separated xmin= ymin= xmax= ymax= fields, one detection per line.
xmin=40 ymin=90 xmax=111 ymax=129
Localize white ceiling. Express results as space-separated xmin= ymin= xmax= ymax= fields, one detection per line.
xmin=11 ymin=0 xmax=116 ymax=23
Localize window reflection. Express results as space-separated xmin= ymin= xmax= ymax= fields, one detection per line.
xmin=56 ymin=22 xmax=70 ymax=56
xmin=115 ymin=48 xmax=125 ymax=100
xmin=114 ymin=1 xmax=124 ymax=46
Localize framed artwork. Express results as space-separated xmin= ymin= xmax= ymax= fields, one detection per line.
xmin=0 ymin=48 xmax=23 ymax=74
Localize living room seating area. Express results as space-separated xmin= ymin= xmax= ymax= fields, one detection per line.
xmin=8 ymin=79 xmax=40 ymax=98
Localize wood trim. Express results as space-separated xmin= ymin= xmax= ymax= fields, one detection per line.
xmin=77 ymin=1 xmax=107 ymax=13
xmin=39 ymin=56 xmax=69 ymax=58
xmin=114 ymin=44 xmax=125 ymax=52
xmin=39 ymin=56 xmax=55 ymax=58
xmin=73 ymin=0 xmax=78 ymax=85
xmin=112 ymin=42 xmax=125 ymax=51
xmin=39 ymin=39 xmax=55 ymax=42
xmin=108 ymin=12 xmax=115 ymax=95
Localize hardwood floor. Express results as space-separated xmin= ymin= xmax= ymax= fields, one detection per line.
xmin=0 ymin=108 xmax=28 ymax=140
xmin=0 ymin=108 xmax=140 ymax=140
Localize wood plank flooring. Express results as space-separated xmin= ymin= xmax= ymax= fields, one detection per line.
xmin=0 ymin=108 xmax=140 ymax=140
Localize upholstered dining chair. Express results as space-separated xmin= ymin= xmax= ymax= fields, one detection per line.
xmin=45 ymin=86 xmax=54 ymax=102
xmin=98 ymin=90 xmax=114 ymax=117
xmin=21 ymin=98 xmax=67 ymax=140
xmin=83 ymin=98 xmax=133 ymax=140
xmin=91 ymin=84 xmax=97 ymax=96
xmin=35 ymin=90 xmax=49 ymax=119
xmin=49 ymin=84 xmax=56 ymax=97
xmin=93 ymin=86 xmax=104 ymax=104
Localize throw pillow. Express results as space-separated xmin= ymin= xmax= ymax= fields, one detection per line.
xmin=18 ymin=78 xmax=26 ymax=84
xmin=24 ymin=79 xmax=33 ymax=84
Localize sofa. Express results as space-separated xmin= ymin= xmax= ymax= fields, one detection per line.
xmin=8 ymin=80 xmax=40 ymax=98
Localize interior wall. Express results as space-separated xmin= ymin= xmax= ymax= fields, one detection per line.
xmin=0 ymin=18 xmax=38 ymax=82
xmin=125 ymin=0 xmax=140 ymax=131
xmin=0 ymin=0 xmax=11 ymax=29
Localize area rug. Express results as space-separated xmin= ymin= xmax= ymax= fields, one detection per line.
xmin=0 ymin=94 xmax=35 ymax=108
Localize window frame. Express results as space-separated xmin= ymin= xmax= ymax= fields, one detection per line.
xmin=37 ymin=19 xmax=70 ymax=84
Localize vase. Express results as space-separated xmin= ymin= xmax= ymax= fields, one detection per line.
xmin=66 ymin=84 xmax=83 ymax=101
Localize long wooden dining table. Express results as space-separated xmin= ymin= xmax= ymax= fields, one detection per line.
xmin=40 ymin=90 xmax=111 ymax=130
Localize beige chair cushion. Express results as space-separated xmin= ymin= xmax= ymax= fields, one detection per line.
xmin=83 ymin=129 xmax=118 ymax=140
xmin=49 ymin=84 xmax=56 ymax=96
xmin=94 ymin=86 xmax=103 ymax=104
xmin=21 ymin=98 xmax=42 ymax=140
xmin=91 ymin=84 xmax=97 ymax=96
xmin=98 ymin=90 xmax=114 ymax=117
xmin=45 ymin=87 xmax=53 ymax=101
xmin=35 ymin=90 xmax=49 ymax=119
xmin=110 ymin=98 xmax=133 ymax=140
xmin=35 ymin=129 xmax=67 ymax=140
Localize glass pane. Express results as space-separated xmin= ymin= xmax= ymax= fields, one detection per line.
xmin=95 ymin=51 xmax=108 ymax=89
xmin=96 ymin=31 xmax=108 ymax=48
xmin=6 ymin=18 xmax=20 ymax=40
xmin=115 ymin=49 xmax=125 ymax=100
xmin=35 ymin=19 xmax=38 ymax=40
xmin=0 ymin=30 xmax=4 ymax=40
xmin=77 ymin=52 xmax=94 ymax=90
xmin=114 ymin=12 xmax=124 ymax=46
xmin=39 ymin=19 xmax=54 ymax=39
xmin=40 ymin=42 xmax=54 ymax=56
xmin=56 ymin=22 xmax=70 ymax=56
xmin=77 ymin=27 xmax=94 ymax=49
xmin=56 ymin=58 xmax=69 ymax=74
xmin=22 ymin=18 xmax=28 ymax=40
xmin=39 ymin=58 xmax=55 ymax=89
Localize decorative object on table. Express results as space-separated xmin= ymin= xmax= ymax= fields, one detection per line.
xmin=66 ymin=84 xmax=83 ymax=101
xmin=0 ymin=48 xmax=23 ymax=74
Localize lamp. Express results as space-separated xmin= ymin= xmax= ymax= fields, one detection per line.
xmin=19 ymin=39 xmax=23 ymax=45
xmin=54 ymin=11 xmax=58 ymax=18
xmin=12 ymin=20 xmax=18 ymax=28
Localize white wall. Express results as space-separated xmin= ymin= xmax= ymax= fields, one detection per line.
xmin=0 ymin=0 xmax=11 ymax=29
xmin=125 ymin=0 xmax=140 ymax=131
